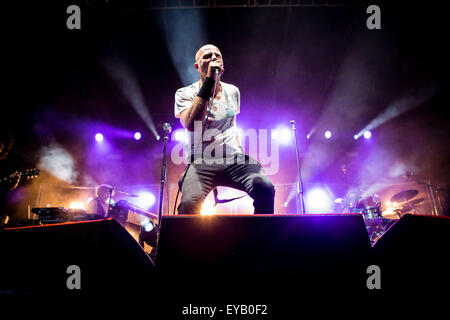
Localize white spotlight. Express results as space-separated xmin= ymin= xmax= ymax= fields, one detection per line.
xmin=141 ymin=219 xmax=154 ymax=232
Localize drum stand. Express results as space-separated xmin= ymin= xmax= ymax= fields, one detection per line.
xmin=419 ymin=179 xmax=443 ymax=216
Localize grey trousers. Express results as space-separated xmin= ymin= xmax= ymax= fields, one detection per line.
xmin=177 ymin=153 xmax=275 ymax=214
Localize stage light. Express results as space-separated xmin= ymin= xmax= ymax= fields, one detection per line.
xmin=69 ymin=201 xmax=84 ymax=210
xmin=272 ymin=127 xmax=291 ymax=143
xmin=306 ymin=127 xmax=315 ymax=140
xmin=141 ymin=218 xmax=154 ymax=232
xmin=133 ymin=191 xmax=156 ymax=209
xmin=201 ymin=198 xmax=216 ymax=215
xmin=279 ymin=128 xmax=292 ymax=144
xmin=134 ymin=132 xmax=142 ymax=140
xmin=173 ymin=129 xmax=187 ymax=142
xmin=271 ymin=130 xmax=279 ymax=140
xmin=363 ymin=130 xmax=372 ymax=139
xmin=324 ymin=130 xmax=332 ymax=139
xmin=95 ymin=133 xmax=104 ymax=142
xmin=305 ymin=187 xmax=334 ymax=214
xmin=156 ymin=135 xmax=161 ymax=141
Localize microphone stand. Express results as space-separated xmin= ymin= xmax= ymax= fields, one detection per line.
xmin=146 ymin=124 xmax=171 ymax=259
xmin=290 ymin=120 xmax=306 ymax=214
xmin=158 ymin=124 xmax=171 ymax=226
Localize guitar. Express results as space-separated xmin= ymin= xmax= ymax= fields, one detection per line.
xmin=1 ymin=168 xmax=40 ymax=187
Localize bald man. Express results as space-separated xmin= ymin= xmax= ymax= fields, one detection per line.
xmin=174 ymin=44 xmax=275 ymax=215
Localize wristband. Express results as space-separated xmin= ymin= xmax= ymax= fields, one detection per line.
xmin=197 ymin=77 xmax=215 ymax=100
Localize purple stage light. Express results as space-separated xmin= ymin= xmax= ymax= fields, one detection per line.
xmin=324 ymin=130 xmax=332 ymax=139
xmin=272 ymin=127 xmax=292 ymax=145
xmin=363 ymin=130 xmax=372 ymax=139
xmin=134 ymin=132 xmax=142 ymax=140
xmin=280 ymin=128 xmax=292 ymax=143
xmin=95 ymin=133 xmax=104 ymax=142
xmin=133 ymin=191 xmax=156 ymax=209
xmin=173 ymin=129 xmax=187 ymax=142
xmin=305 ymin=187 xmax=334 ymax=214
xmin=271 ymin=130 xmax=279 ymax=140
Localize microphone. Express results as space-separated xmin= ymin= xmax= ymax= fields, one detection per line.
xmin=289 ymin=120 xmax=296 ymax=130
xmin=163 ymin=123 xmax=172 ymax=134
xmin=214 ymin=68 xmax=220 ymax=77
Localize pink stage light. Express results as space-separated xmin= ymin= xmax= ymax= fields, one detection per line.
xmin=95 ymin=133 xmax=104 ymax=142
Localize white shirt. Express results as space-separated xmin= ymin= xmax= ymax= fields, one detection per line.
xmin=174 ymin=81 xmax=242 ymax=163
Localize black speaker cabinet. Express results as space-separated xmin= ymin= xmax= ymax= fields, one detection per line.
xmin=0 ymin=219 xmax=154 ymax=296
xmin=372 ymin=214 xmax=450 ymax=292
xmin=156 ymin=214 xmax=371 ymax=273
xmin=154 ymin=214 xmax=374 ymax=303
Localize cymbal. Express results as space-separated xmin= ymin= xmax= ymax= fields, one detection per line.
xmin=390 ymin=189 xmax=419 ymax=203
xmin=399 ymin=198 xmax=425 ymax=213
xmin=403 ymin=198 xmax=424 ymax=207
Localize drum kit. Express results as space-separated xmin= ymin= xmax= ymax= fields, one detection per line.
xmin=345 ymin=189 xmax=424 ymax=243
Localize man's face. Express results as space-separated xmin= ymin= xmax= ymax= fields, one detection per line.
xmin=195 ymin=45 xmax=224 ymax=77
xmin=98 ymin=188 xmax=111 ymax=202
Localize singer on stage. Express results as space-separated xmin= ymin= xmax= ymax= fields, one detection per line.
xmin=174 ymin=44 xmax=275 ymax=215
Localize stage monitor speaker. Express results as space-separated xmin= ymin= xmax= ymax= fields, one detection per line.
xmin=372 ymin=214 xmax=450 ymax=292
xmin=0 ymin=218 xmax=154 ymax=296
xmin=156 ymin=214 xmax=371 ymax=273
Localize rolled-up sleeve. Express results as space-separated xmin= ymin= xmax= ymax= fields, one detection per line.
xmin=175 ymin=88 xmax=194 ymax=118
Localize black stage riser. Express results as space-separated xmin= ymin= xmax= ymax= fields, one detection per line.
xmin=1 ymin=214 xmax=449 ymax=298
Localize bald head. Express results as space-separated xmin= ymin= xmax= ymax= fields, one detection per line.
xmin=195 ymin=44 xmax=221 ymax=63
xmin=194 ymin=44 xmax=224 ymax=80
